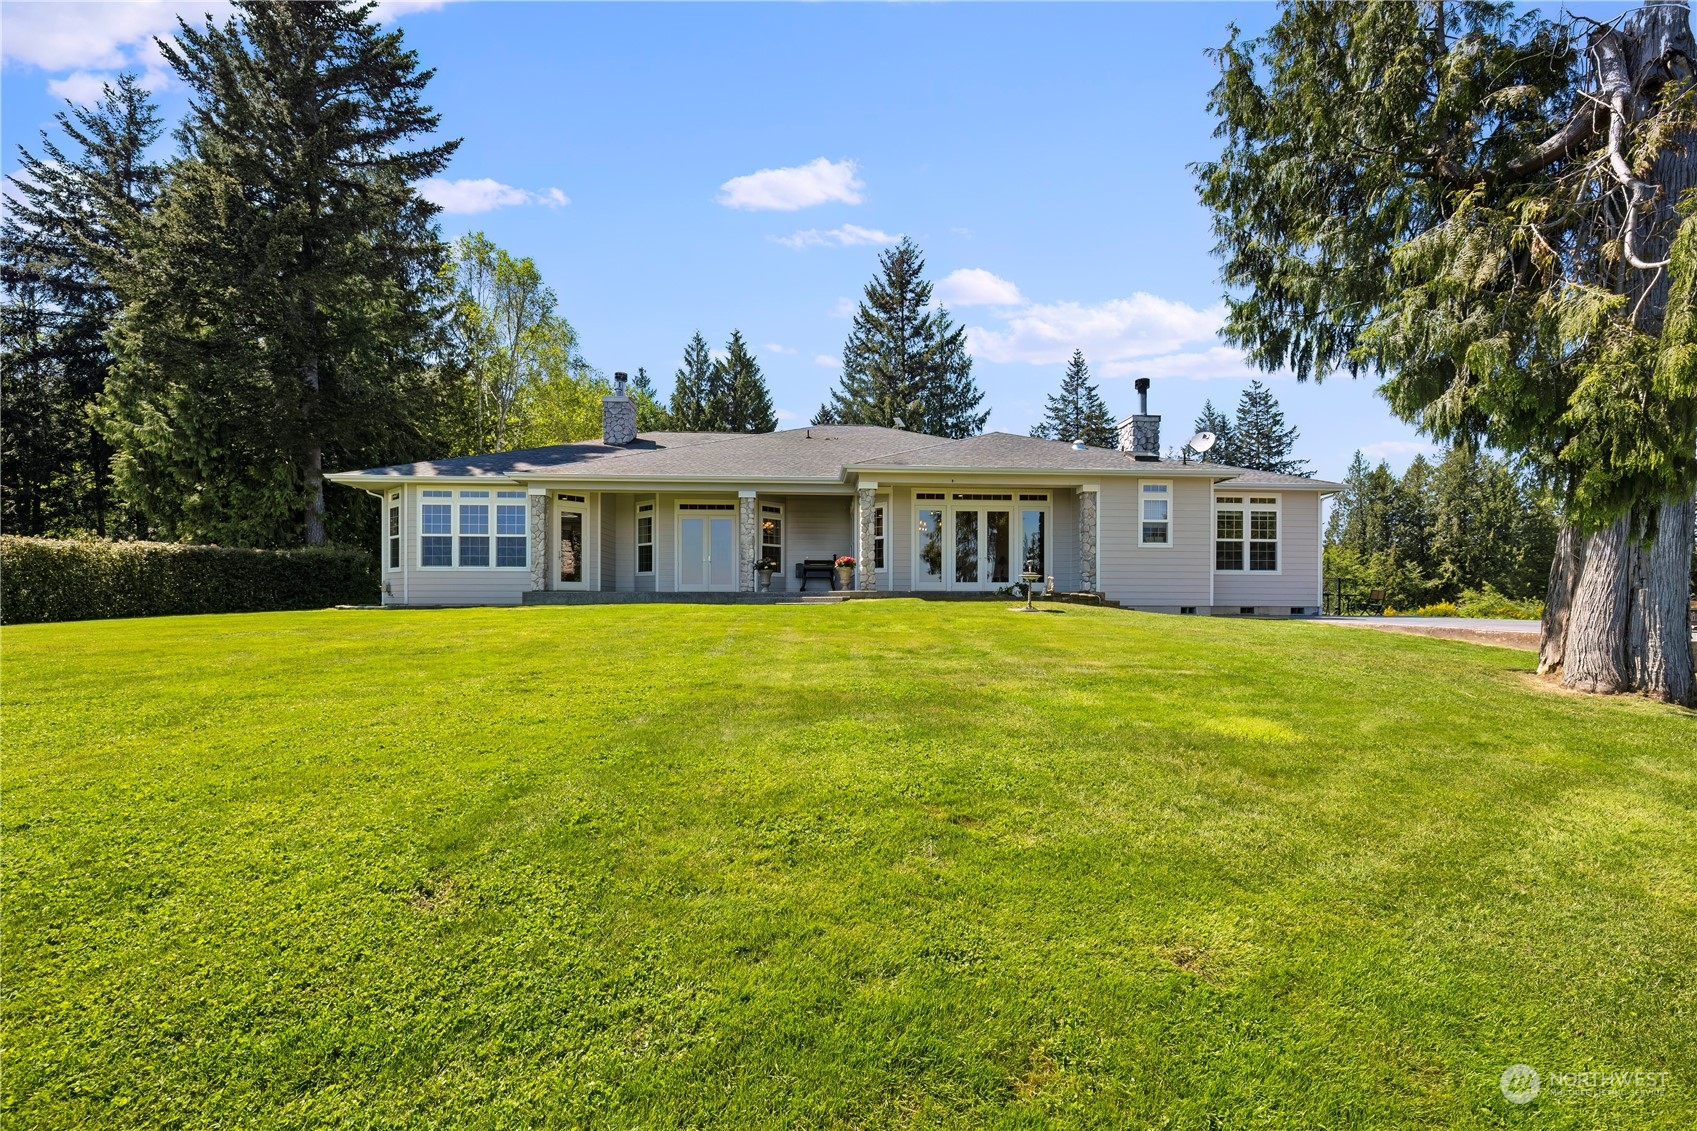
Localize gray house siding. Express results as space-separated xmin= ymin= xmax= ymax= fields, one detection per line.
xmin=1096 ymin=475 xmax=1212 ymax=609
xmin=1211 ymin=490 xmax=1323 ymax=612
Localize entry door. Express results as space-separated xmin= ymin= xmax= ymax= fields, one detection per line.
xmin=558 ymin=506 xmax=587 ymax=587
xmin=915 ymin=507 xmax=946 ymax=590
xmin=679 ymin=515 xmax=736 ymax=591
xmin=948 ymin=507 xmax=1012 ymax=590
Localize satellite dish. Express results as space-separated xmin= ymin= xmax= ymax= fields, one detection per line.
xmin=1188 ymin=431 xmax=1217 ymax=453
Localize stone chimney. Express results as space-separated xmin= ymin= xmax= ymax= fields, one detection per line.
xmin=1117 ymin=377 xmax=1160 ymax=461
xmin=602 ymin=371 xmax=636 ymax=445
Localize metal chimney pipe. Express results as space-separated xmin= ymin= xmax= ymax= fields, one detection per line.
xmin=613 ymin=371 xmax=629 ymax=396
xmin=1135 ymin=377 xmax=1150 ymax=415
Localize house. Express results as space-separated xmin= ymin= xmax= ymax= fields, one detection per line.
xmin=327 ymin=376 xmax=1338 ymax=612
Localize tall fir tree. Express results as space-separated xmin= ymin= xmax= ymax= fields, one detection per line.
xmin=102 ymin=0 xmax=458 ymax=546
xmin=1030 ymin=350 xmax=1116 ymax=446
xmin=668 ymin=332 xmax=718 ymax=430
xmin=0 ymin=74 xmax=162 ymax=537
xmin=629 ymin=366 xmax=670 ymax=431
xmin=1227 ymin=381 xmax=1309 ymax=476
xmin=1188 ymin=399 xmax=1237 ymax=464
xmin=715 ymin=330 xmax=777 ymax=433
xmin=816 ymin=237 xmax=988 ymax=437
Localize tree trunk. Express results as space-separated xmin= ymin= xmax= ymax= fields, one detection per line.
xmin=1539 ymin=521 xmax=1583 ymax=675
xmin=1628 ymin=495 xmax=1696 ymax=704
xmin=1561 ymin=513 xmax=1634 ymax=694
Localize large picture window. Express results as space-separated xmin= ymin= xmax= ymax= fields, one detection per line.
xmin=1139 ymin=481 xmax=1172 ymax=546
xmin=420 ymin=489 xmax=527 ymax=568
xmin=1216 ymin=495 xmax=1279 ymax=572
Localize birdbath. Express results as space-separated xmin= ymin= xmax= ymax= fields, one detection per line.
xmin=1012 ymin=559 xmax=1043 ymax=613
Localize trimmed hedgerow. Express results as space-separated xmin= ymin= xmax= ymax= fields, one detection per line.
xmin=0 ymin=536 xmax=378 ymax=624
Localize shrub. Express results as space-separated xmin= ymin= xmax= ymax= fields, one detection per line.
xmin=1412 ymin=601 xmax=1461 ymax=617
xmin=0 ymin=536 xmax=378 ymax=624
xmin=1455 ymin=584 xmax=1543 ymax=620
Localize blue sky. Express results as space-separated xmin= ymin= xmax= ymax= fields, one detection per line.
xmin=3 ymin=1 xmax=1455 ymax=481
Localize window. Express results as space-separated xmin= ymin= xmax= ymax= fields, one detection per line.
xmin=636 ymin=502 xmax=654 ymax=574
xmin=679 ymin=502 xmax=735 ymax=511
xmin=1139 ymin=481 xmax=1171 ymax=546
xmin=760 ymin=503 xmax=783 ymax=569
xmin=458 ymin=490 xmax=490 ymax=566
xmin=953 ymin=492 xmax=1013 ymax=501
xmin=420 ymin=490 xmax=452 ymax=566
xmin=1216 ymin=494 xmax=1279 ymax=572
xmin=1020 ymin=508 xmax=1046 ymax=576
xmin=1019 ymin=493 xmax=1048 ymax=502
xmin=873 ymin=505 xmax=886 ymax=570
xmin=387 ymin=493 xmax=400 ymax=570
xmin=420 ymin=488 xmax=527 ymax=568
xmin=496 ymin=492 xmax=527 ymax=568
xmin=915 ymin=491 xmax=944 ymax=500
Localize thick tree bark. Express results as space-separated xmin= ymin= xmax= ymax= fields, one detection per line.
xmin=1561 ymin=513 xmax=1635 ymax=694
xmin=1539 ymin=522 xmax=1583 ymax=675
xmin=1629 ymin=495 xmax=1696 ymax=704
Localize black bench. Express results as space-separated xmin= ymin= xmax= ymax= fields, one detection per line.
xmin=795 ymin=558 xmax=838 ymax=591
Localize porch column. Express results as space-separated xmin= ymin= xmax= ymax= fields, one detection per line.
xmin=855 ymin=485 xmax=878 ymax=591
xmin=528 ymin=488 xmax=550 ymax=591
xmin=1078 ymin=485 xmax=1099 ymax=593
xmin=738 ymin=490 xmax=757 ymax=592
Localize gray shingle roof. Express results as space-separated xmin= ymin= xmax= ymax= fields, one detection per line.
xmin=327 ymin=426 xmax=1339 ymax=489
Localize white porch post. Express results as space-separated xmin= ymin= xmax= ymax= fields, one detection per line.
xmin=1078 ymin=483 xmax=1100 ymax=593
xmin=528 ymin=488 xmax=549 ymax=591
xmin=855 ymin=483 xmax=878 ymax=591
xmin=738 ymin=490 xmax=757 ymax=593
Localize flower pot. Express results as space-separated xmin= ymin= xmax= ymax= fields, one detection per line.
xmin=835 ymin=566 xmax=854 ymax=589
xmin=757 ymin=570 xmax=774 ymax=592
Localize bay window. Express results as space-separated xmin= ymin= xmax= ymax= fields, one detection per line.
xmin=420 ymin=488 xmax=527 ymax=568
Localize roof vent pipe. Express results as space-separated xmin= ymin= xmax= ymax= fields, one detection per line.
xmin=1072 ymin=438 xmax=1088 ymax=450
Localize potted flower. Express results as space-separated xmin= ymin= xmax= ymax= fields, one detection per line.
xmin=755 ymin=557 xmax=779 ymax=591
xmin=833 ymin=554 xmax=857 ymax=589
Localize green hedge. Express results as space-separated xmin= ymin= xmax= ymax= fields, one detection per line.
xmin=0 ymin=536 xmax=379 ymax=624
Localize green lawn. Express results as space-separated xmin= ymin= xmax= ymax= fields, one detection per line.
xmin=3 ymin=602 xmax=1693 ymax=1129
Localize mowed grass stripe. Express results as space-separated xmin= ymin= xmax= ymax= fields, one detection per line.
xmin=2 ymin=602 xmax=1692 ymax=1129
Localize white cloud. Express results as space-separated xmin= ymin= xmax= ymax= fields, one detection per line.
xmin=970 ymin=292 xmax=1235 ymax=371
xmin=418 ymin=178 xmax=569 ymax=214
xmin=935 ymin=268 xmax=1022 ymax=307
xmin=813 ymin=354 xmax=838 ymax=368
xmin=775 ymin=408 xmax=801 ymax=422
xmin=1100 ymin=345 xmax=1263 ymax=382
xmin=717 ymin=157 xmax=863 ymax=211
xmin=763 ymin=343 xmax=796 ymax=354
xmin=773 ymin=223 xmax=895 ymax=250
xmin=1361 ymin=440 xmax=1439 ymax=461
xmin=829 ymin=297 xmax=856 ymax=318
xmin=45 ymin=71 xmax=117 ymax=105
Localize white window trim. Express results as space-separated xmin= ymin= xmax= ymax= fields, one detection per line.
xmin=1137 ymin=480 xmax=1175 ymax=548
xmin=417 ymin=489 xmax=529 ymax=570
xmin=673 ymin=498 xmax=739 ymax=592
xmin=1214 ymin=493 xmax=1282 ymax=575
xmin=758 ymin=501 xmax=784 ymax=573
xmin=386 ymin=491 xmax=401 ymax=572
xmin=908 ymin=487 xmax=1049 ymax=591
xmin=873 ymin=499 xmax=888 ymax=573
xmin=635 ymin=499 xmax=655 ymax=576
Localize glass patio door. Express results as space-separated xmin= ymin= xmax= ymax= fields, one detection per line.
xmin=950 ymin=507 xmax=1010 ymax=590
xmin=915 ymin=508 xmax=946 ymax=590
xmin=678 ymin=515 xmax=736 ymax=591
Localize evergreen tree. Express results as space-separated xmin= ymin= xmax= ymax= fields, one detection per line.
xmin=1030 ymin=350 xmax=1116 ymax=446
xmin=1 ymin=74 xmax=162 ymax=536
xmin=1228 ymin=380 xmax=1309 ymax=475
xmin=1188 ymin=399 xmax=1237 ymax=464
xmin=817 ymin=237 xmax=988 ymax=437
xmin=1197 ymin=1 xmax=1696 ymax=698
xmin=715 ymin=330 xmax=777 ymax=433
xmin=102 ymin=0 xmax=457 ymax=546
xmin=669 ymin=332 xmax=717 ymax=430
xmin=629 ymin=367 xmax=669 ymax=431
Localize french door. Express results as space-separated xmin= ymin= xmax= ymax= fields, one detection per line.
xmin=915 ymin=500 xmax=1017 ymax=591
xmin=678 ymin=513 xmax=736 ymax=591
xmin=558 ymin=499 xmax=587 ymax=587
